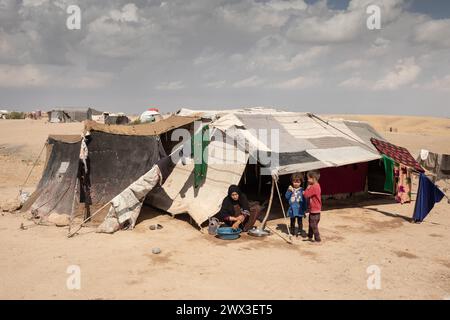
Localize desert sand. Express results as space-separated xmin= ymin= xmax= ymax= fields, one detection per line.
xmin=0 ymin=116 xmax=449 ymax=300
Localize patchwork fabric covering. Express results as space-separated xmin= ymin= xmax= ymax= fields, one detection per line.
xmin=209 ymin=110 xmax=383 ymax=177
xmin=371 ymin=138 xmax=424 ymax=172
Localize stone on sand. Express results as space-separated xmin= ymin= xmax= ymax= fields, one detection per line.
xmin=0 ymin=199 xmax=21 ymax=213
xmin=47 ymin=213 xmax=70 ymax=227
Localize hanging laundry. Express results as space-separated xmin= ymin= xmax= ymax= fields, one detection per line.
xmin=416 ymin=149 xmax=439 ymax=173
xmin=382 ymin=154 xmax=395 ymax=194
xmin=395 ymin=164 xmax=412 ymax=204
xmin=412 ymin=173 xmax=445 ymax=222
xmin=192 ymin=124 xmax=209 ymax=188
xmin=371 ymin=138 xmax=424 ymax=172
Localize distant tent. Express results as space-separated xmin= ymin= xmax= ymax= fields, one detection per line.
xmin=47 ymin=107 xmax=103 ymax=123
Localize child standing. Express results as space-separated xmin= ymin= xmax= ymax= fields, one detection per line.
xmin=285 ymin=173 xmax=307 ymax=237
xmin=303 ymin=170 xmax=322 ymax=242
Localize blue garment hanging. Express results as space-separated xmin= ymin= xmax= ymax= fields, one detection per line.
xmin=413 ymin=173 xmax=445 ymax=222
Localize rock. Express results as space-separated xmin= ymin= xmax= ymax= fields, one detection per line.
xmin=149 ymin=224 xmax=163 ymax=230
xmin=47 ymin=213 xmax=70 ymax=227
xmin=152 ymin=247 xmax=161 ymax=254
xmin=96 ymin=216 xmax=120 ymax=234
xmin=1 ymin=199 xmax=22 ymax=213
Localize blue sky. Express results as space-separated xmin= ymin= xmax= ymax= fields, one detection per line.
xmin=0 ymin=0 xmax=449 ymax=116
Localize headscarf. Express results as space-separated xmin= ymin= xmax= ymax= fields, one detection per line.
xmin=218 ymin=185 xmax=250 ymax=221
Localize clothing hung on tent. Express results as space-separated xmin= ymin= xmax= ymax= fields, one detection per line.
xmin=382 ymin=155 xmax=395 ymax=194
xmin=413 ymin=173 xmax=445 ymax=222
xmin=192 ymin=124 xmax=209 ymax=188
xmin=371 ymin=138 xmax=424 ymax=173
xmin=394 ymin=164 xmax=412 ymax=204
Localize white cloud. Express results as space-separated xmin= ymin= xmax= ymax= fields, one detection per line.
xmin=249 ymin=46 xmax=329 ymax=71
xmin=339 ymin=76 xmax=370 ymax=89
xmin=205 ymin=80 xmax=226 ymax=89
xmin=232 ymin=75 xmax=265 ymax=88
xmin=0 ymin=64 xmax=47 ymax=87
xmin=374 ymin=57 xmax=421 ymax=90
xmin=267 ymin=0 xmax=307 ymax=11
xmin=22 ymin=0 xmax=48 ymax=7
xmin=419 ymin=75 xmax=450 ymax=92
xmin=271 ymin=75 xmax=321 ymax=89
xmin=335 ymin=59 xmax=365 ymax=71
xmin=155 ymin=81 xmax=185 ymax=90
xmin=0 ymin=64 xmax=113 ymax=88
xmin=414 ymin=19 xmax=450 ymax=48
xmin=287 ymin=0 xmax=403 ymax=43
xmin=110 ymin=3 xmax=139 ymax=23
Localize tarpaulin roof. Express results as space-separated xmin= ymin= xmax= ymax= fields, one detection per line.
xmin=371 ymin=138 xmax=424 ymax=172
xmin=84 ymin=115 xmax=198 ymax=136
xmin=208 ymin=110 xmax=383 ymax=176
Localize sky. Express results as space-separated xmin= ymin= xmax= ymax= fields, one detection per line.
xmin=0 ymin=0 xmax=449 ymax=116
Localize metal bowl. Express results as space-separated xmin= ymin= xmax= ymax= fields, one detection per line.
xmin=216 ymin=227 xmax=242 ymax=240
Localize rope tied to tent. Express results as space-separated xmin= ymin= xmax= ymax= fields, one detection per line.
xmin=19 ymin=141 xmax=47 ymax=194
xmin=306 ymin=113 xmax=375 ymax=151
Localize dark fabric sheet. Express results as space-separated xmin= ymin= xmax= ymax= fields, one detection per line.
xmin=26 ymin=138 xmax=81 ymax=217
xmin=319 ymin=162 xmax=368 ymax=195
xmin=413 ymin=173 xmax=445 ymax=222
xmin=84 ymin=131 xmax=166 ymax=208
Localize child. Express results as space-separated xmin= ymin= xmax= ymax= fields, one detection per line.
xmin=285 ymin=173 xmax=307 ymax=237
xmin=303 ymin=170 xmax=322 ymax=242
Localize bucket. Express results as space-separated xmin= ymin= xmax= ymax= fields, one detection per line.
xmin=208 ymin=217 xmax=220 ymax=235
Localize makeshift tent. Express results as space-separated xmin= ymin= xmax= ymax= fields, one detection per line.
xmin=47 ymin=108 xmax=103 ymax=123
xmin=148 ymin=108 xmax=385 ymax=226
xmin=22 ymin=115 xmax=198 ymax=225
xmin=24 ymin=107 xmax=396 ymax=232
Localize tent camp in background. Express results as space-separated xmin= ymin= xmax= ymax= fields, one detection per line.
xmin=92 ymin=112 xmax=130 ymax=125
xmin=47 ymin=107 xmax=103 ymax=123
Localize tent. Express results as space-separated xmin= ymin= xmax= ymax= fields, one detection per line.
xmin=47 ymin=107 xmax=103 ymax=123
xmin=24 ymin=107 xmax=391 ymax=232
xmin=148 ymin=108 xmax=385 ymax=226
xmin=22 ymin=115 xmax=198 ymax=225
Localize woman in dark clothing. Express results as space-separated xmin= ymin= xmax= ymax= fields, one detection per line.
xmin=218 ymin=185 xmax=259 ymax=231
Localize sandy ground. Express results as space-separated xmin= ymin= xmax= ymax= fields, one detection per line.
xmin=0 ymin=117 xmax=449 ymax=300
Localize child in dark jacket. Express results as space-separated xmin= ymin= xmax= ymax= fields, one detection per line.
xmin=285 ymin=173 xmax=307 ymax=237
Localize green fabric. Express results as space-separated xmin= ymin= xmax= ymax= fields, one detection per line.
xmin=192 ymin=124 xmax=209 ymax=188
xmin=382 ymin=154 xmax=395 ymax=193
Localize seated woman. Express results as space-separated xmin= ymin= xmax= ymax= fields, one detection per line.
xmin=217 ymin=185 xmax=261 ymax=231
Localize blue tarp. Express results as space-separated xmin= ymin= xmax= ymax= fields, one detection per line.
xmin=413 ymin=173 xmax=445 ymax=222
